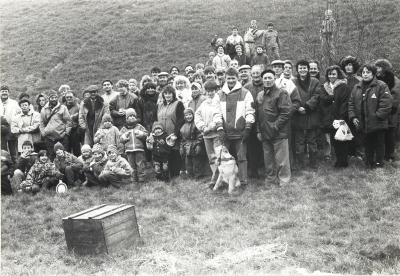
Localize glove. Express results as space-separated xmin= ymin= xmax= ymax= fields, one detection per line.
xmin=217 ymin=129 xmax=226 ymax=143
xmin=242 ymin=128 xmax=251 ymax=142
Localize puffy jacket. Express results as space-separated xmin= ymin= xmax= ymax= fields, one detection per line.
xmin=188 ymin=95 xmax=206 ymax=112
xmin=377 ymin=73 xmax=400 ymax=127
xmin=40 ymin=102 xmax=72 ymax=141
xmin=157 ymin=99 xmax=185 ymax=137
xmin=66 ymin=101 xmax=80 ymax=129
xmin=256 ymin=85 xmax=291 ymax=140
xmin=348 ymin=77 xmax=392 ymax=133
xmin=292 ymin=76 xmax=321 ymax=130
xmin=11 ymin=110 xmax=41 ymax=152
xmin=194 ymin=97 xmax=220 ymax=139
xmin=101 ymin=156 xmax=133 ymax=177
xmin=94 ymin=126 xmax=120 ymax=151
xmin=109 ymin=93 xmax=143 ymax=129
xmin=54 ymin=151 xmax=83 ymax=172
xmin=180 ymin=121 xmax=202 ymax=156
xmin=119 ymin=123 xmax=148 ymax=152
xmin=25 ymin=160 xmax=61 ymax=187
xmin=214 ymin=82 xmax=255 ymax=139
xmin=212 ymin=54 xmax=231 ymax=70
xmin=15 ymin=154 xmax=36 ymax=175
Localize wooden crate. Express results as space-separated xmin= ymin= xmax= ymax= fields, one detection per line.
xmin=62 ymin=204 xmax=141 ymax=255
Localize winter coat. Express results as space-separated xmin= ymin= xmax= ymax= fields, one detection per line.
xmin=319 ymin=80 xmax=350 ymax=130
xmin=348 ymin=77 xmax=392 ymax=133
xmin=15 ymin=154 xmax=36 ymax=175
xmin=250 ymin=53 xmax=269 ymax=69
xmin=40 ymin=102 xmax=72 ymax=141
xmin=79 ymin=95 xmax=110 ymax=145
xmin=94 ymin=126 xmax=120 ymax=151
xmin=66 ymin=101 xmax=80 ymax=129
xmin=244 ymin=81 xmax=264 ymax=104
xmin=244 ymin=28 xmax=264 ymax=43
xmin=157 ymin=99 xmax=185 ymax=137
xmin=78 ymin=155 xmax=93 ymax=169
xmin=256 ymin=85 xmax=291 ymax=140
xmin=275 ymin=76 xmax=301 ymax=116
xmin=101 ymin=91 xmax=118 ymax=105
xmin=101 ymin=156 xmax=133 ymax=177
xmin=0 ymin=98 xmax=21 ymax=125
xmin=149 ymin=132 xmax=172 ymax=163
xmin=194 ymin=97 xmax=220 ymax=139
xmin=180 ymin=121 xmax=203 ymax=156
xmin=233 ymin=54 xmax=250 ymax=66
xmin=212 ymin=53 xmax=231 ymax=70
xmin=176 ymin=89 xmax=192 ymax=109
xmin=377 ymin=73 xmax=400 ymax=127
xmin=54 ymin=151 xmax=83 ymax=172
xmin=89 ymin=156 xmax=107 ymax=177
xmin=119 ymin=123 xmax=148 ymax=152
xmin=188 ymin=94 xmax=206 ymax=112
xmin=109 ymin=93 xmax=143 ymax=129
xmin=11 ymin=110 xmax=41 ymax=152
xmin=214 ymin=82 xmax=255 ymax=139
xmin=346 ymin=74 xmax=361 ymax=93
xmin=292 ymin=76 xmax=321 ymax=130
xmin=140 ymin=92 xmax=159 ymax=132
xmin=25 ymin=160 xmax=61 ymax=186
xmin=1 ymin=116 xmax=10 ymax=141
xmin=262 ymin=29 xmax=280 ymax=48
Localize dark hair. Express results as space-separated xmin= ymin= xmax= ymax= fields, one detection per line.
xmin=151 ymin=66 xmax=161 ymax=73
xmin=325 ymin=65 xmax=345 ymax=81
xmin=19 ymin=98 xmax=31 ymax=106
xmin=184 ymin=64 xmax=193 ymax=70
xmin=232 ymin=25 xmax=238 ymax=30
xmin=340 ymin=56 xmax=360 ymax=74
xmin=225 ymin=67 xmax=239 ymax=77
xmin=38 ymin=150 xmax=48 ymax=158
xmin=161 ymin=85 xmax=177 ymax=102
xmin=267 ymin=22 xmax=274 ymax=27
xmin=284 ymin=60 xmax=293 ymax=67
xmin=22 ymin=140 xmax=33 ymax=148
xmin=102 ymin=79 xmax=113 ymax=86
xmin=309 ymin=60 xmax=320 ymax=67
xmin=360 ymin=63 xmax=377 ymax=76
xmin=204 ymin=80 xmax=219 ymax=91
xmin=192 ymin=71 xmax=206 ymax=83
xmin=140 ymin=82 xmax=157 ymax=97
xmin=18 ymin=92 xmax=30 ymax=100
xmin=170 ymin=66 xmax=180 ymax=73
xmin=204 ymin=66 xmax=215 ymax=75
xmin=116 ymin=79 xmax=129 ymax=89
xmin=261 ymin=69 xmax=276 ymax=78
xmin=296 ymin=59 xmax=310 ymax=71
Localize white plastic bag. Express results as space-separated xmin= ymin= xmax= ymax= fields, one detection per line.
xmin=333 ymin=120 xmax=354 ymax=141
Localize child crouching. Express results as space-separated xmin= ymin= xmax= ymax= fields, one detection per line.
xmin=180 ymin=108 xmax=203 ymax=178
xmin=82 ymin=144 xmax=108 ymax=187
xmin=120 ymin=108 xmax=148 ymax=184
xmin=99 ymin=145 xmax=133 ymax=188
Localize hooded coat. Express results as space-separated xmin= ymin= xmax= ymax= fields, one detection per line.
xmin=40 ymin=102 xmax=72 ymax=141
xmin=11 ymin=109 xmax=41 ymax=152
xmin=140 ymin=90 xmax=159 ymax=132
xmin=377 ymin=72 xmax=400 ymax=127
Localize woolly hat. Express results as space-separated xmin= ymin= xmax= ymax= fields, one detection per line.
xmin=81 ymin=144 xmax=91 ymax=152
xmin=48 ymin=90 xmax=58 ymax=98
xmin=125 ymin=108 xmax=136 ymax=118
xmin=191 ymin=82 xmax=202 ymax=91
xmin=184 ymin=107 xmax=194 ymax=115
xmin=54 ymin=142 xmax=64 ymax=152
xmin=152 ymin=121 xmax=164 ymax=132
xmin=92 ymin=143 xmax=104 ymax=154
xmin=106 ymin=145 xmax=118 ymax=154
xmin=102 ymin=114 xmax=112 ymax=123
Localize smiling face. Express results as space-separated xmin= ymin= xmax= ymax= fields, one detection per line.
xmin=309 ymin=62 xmax=319 ymax=77
xmin=126 ymin=114 xmax=137 ymax=124
xmin=226 ymin=74 xmax=238 ymax=89
xmin=102 ymin=81 xmax=113 ymax=93
xmin=297 ymin=65 xmax=309 ymax=78
xmin=272 ymin=64 xmax=283 ymax=76
xmin=163 ymin=91 xmax=174 ymax=103
xmin=93 ymin=152 xmax=103 ymax=162
xmin=170 ymin=68 xmax=179 ymax=76
xmin=256 ymin=47 xmax=263 ymax=54
xmin=146 ymin=87 xmax=156 ymax=95
xmin=184 ymin=66 xmax=193 ymax=75
xmin=1 ymin=89 xmax=9 ymax=101
xmin=283 ymin=63 xmax=292 ymax=78
xmin=184 ymin=112 xmax=194 ymax=122
xmin=81 ymin=149 xmax=91 ymax=159
xmin=39 ymin=155 xmax=49 ymax=163
xmin=55 ymin=149 xmax=64 ymax=158
xmin=176 ymin=80 xmax=186 ymax=91
xmin=49 ymin=95 xmax=58 ymax=106
xmin=251 ymin=69 xmax=262 ymax=85
xmin=158 ymin=76 xmax=168 ymax=86
xmin=22 ymin=145 xmax=33 ymax=155
xmin=362 ymin=67 xmax=374 ymax=82
xmin=230 ymin=60 xmax=239 ymax=69
xmin=328 ymin=69 xmax=338 ymax=84
xmin=107 ymin=151 xmax=117 ymax=161
xmin=217 ymin=46 xmax=224 ymax=55
xmin=20 ymin=102 xmax=30 ymax=113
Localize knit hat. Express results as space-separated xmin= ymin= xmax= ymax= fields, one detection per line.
xmin=102 ymin=114 xmax=112 ymax=123
xmin=54 ymin=142 xmax=64 ymax=152
xmin=84 ymin=85 xmax=99 ymax=93
xmin=107 ymin=145 xmax=118 ymax=154
xmin=152 ymin=121 xmax=164 ymax=132
xmin=184 ymin=107 xmax=194 ymax=115
xmin=81 ymin=144 xmax=91 ymax=153
xmin=92 ymin=143 xmax=104 ymax=154
xmin=48 ymin=90 xmax=58 ymax=98
xmin=125 ymin=108 xmax=136 ymax=118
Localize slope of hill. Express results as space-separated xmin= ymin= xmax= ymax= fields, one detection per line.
xmin=0 ymin=0 xmax=399 ymax=96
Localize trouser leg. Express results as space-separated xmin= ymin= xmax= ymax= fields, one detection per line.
xmin=64 ymin=166 xmax=79 ymax=186
xmin=274 ymin=139 xmax=291 ymax=185
xmin=385 ymin=127 xmax=396 ymax=160
xmin=374 ymin=130 xmax=385 ymax=165
xmin=127 ymin=153 xmax=138 ymax=181
xmin=135 ymin=151 xmax=146 ymax=182
xmin=233 ymin=139 xmax=247 ymax=185
xmin=7 ymin=139 xmax=18 ymax=163
xmin=262 ymin=139 xmax=277 ymax=185
xmin=364 ymin=132 xmax=375 ymax=166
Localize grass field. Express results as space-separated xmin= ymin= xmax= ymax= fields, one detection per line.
xmin=1 ymin=0 xmax=400 ymax=275
xmin=2 ymin=159 xmax=400 ymax=275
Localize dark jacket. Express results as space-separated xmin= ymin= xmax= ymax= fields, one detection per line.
xmin=157 ymin=99 xmax=185 ymax=137
xmin=255 ymin=85 xmax=291 ymax=140
xmin=16 ymin=154 xmax=37 ymax=175
xmin=250 ymin=53 xmax=269 ymax=68
xmin=180 ymin=121 xmax=203 ymax=156
xmin=140 ymin=91 xmax=159 ymax=132
xmin=109 ymin=93 xmax=143 ymax=129
xmin=377 ymin=72 xmax=400 ymax=127
xmin=348 ymin=77 xmax=392 ymax=133
xmin=234 ymin=54 xmax=251 ymax=66
xmin=292 ymin=76 xmax=321 ymax=130
xmin=151 ymin=132 xmax=172 ymax=163
xmin=188 ymin=95 xmax=206 ymax=112
xmin=1 ymin=116 xmax=10 ymax=146
xmin=66 ymin=101 xmax=80 ymax=129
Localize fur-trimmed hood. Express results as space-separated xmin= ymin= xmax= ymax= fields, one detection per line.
xmin=83 ymin=94 xmax=105 ymax=111
xmin=377 ymin=71 xmax=395 ymax=90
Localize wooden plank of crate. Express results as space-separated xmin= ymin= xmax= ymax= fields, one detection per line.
xmin=74 ymin=205 xmax=120 ymax=219
xmin=92 ymin=205 xmax=133 ymax=219
xmin=62 ymin=204 xmax=107 ymax=220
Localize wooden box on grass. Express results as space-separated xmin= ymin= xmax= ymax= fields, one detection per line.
xmin=62 ymin=204 xmax=141 ymax=254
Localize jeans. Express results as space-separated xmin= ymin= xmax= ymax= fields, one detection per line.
xmin=126 ymin=151 xmax=145 ymax=182
xmin=262 ymin=138 xmax=291 ymax=185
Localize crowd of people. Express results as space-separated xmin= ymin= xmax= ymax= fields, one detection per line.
xmin=1 ymin=20 xmax=399 ymax=196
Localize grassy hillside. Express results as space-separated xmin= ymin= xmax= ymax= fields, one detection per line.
xmin=0 ymin=0 xmax=399 ymax=96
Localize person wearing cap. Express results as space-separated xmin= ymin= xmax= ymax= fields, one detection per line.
xmin=79 ymin=84 xmax=110 ymax=147
xmin=11 ymin=98 xmax=41 ymax=154
xmin=225 ymin=26 xmax=244 ymax=59
xmin=93 ymin=114 xmax=120 ymax=151
xmin=64 ymin=90 xmax=81 ymax=156
xmin=195 ymin=80 xmax=223 ymax=187
xmin=215 ymin=67 xmax=226 ymax=88
xmin=233 ymin=44 xmax=250 ymax=67
xmin=39 ymin=89 xmax=72 ymax=160
xmin=250 ymin=45 xmax=269 ymax=71
xmin=0 ymin=85 xmax=22 ymax=162
xmin=238 ymin=65 xmax=251 ymax=86
xmin=212 ymin=45 xmax=231 ymax=70
xmin=157 ymin=85 xmax=185 ymax=177
xmin=256 ymin=69 xmax=291 ymax=186
xmin=101 ymin=80 xmax=118 ymax=104
xmin=157 ymin=72 xmax=169 ymax=94
xmin=244 ymin=65 xmax=264 ymax=178
xmin=11 ymin=140 xmax=36 ymax=190
xmin=271 ymin=60 xmax=285 ymax=79
xmin=110 ymin=79 xmax=143 ymax=130
xmin=188 ymin=82 xmax=206 ymax=112
xmin=99 ymin=145 xmax=133 ymax=188
xmin=119 ymin=108 xmax=148 ymax=184
xmin=292 ymin=60 xmax=321 ymax=169
xmin=82 ymin=143 xmax=107 ymax=187
xmin=204 ymin=66 xmax=216 ymax=81
xmin=205 ymin=51 xmax=215 ymax=67
xmin=243 ymin=20 xmax=265 ymax=59
xmin=262 ymin=22 xmax=280 ymax=61
xmin=214 ymin=67 xmax=255 ymax=187
xmin=54 ymin=142 xmax=83 ymax=187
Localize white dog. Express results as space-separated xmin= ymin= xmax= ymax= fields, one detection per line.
xmin=213 ymin=145 xmax=241 ymax=194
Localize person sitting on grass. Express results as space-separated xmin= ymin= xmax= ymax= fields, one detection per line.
xmin=18 ymin=150 xmax=62 ymax=193
xmin=12 ymin=141 xmax=37 ymax=189
xmin=146 ymin=122 xmax=176 ymax=182
xmin=180 ymin=108 xmax=203 ymax=178
xmin=53 ymin=142 xmax=83 ymax=188
xmin=119 ymin=108 xmax=148 ymax=185
xmin=77 ymin=144 xmax=93 ymax=181
xmin=99 ymin=145 xmax=133 ymax=188
xmin=93 ymin=114 xmax=120 ymax=151
xmin=82 ymin=143 xmax=107 ymax=187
